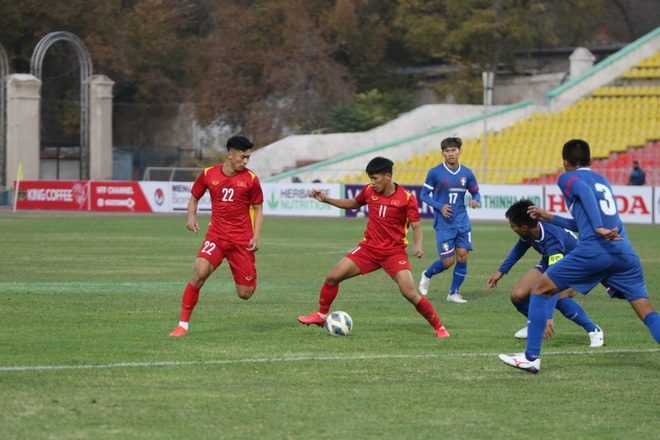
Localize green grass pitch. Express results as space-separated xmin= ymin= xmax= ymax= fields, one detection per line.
xmin=1 ymin=212 xmax=659 ymax=439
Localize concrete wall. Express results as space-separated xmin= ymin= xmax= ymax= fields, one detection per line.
xmin=249 ymin=104 xmax=494 ymax=179
xmin=254 ymin=28 xmax=660 ymax=184
xmin=263 ymin=102 xmax=540 ymax=183
xmin=90 ymin=75 xmax=115 ymax=180
xmin=494 ymin=72 xmax=566 ymax=106
xmin=4 ymin=73 xmax=115 ymax=183
xmin=6 ymin=74 xmax=41 ymax=181
xmin=548 ymin=28 xmax=660 ymax=111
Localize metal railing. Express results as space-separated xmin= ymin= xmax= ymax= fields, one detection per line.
xmin=142 ymin=167 xmax=204 ymax=182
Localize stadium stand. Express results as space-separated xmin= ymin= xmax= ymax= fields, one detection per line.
xmin=384 ymin=52 xmax=660 ymax=185
xmin=530 ymin=140 xmax=660 ymax=186
xmin=260 ymin=28 xmax=659 ymax=185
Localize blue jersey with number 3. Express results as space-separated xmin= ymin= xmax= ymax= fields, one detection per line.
xmin=557 ymin=168 xmax=635 ymax=255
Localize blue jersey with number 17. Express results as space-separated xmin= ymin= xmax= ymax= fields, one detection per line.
xmin=421 ymin=163 xmax=480 ymax=230
xmin=557 ymin=168 xmax=635 ymax=255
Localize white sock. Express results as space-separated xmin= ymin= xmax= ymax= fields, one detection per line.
xmin=178 ymin=321 xmax=189 ymax=330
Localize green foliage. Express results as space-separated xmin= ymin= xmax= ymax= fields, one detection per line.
xmin=188 ymin=149 xmax=227 ymax=169
xmin=1 ymin=0 xmax=652 ymax=144
xmin=328 ymin=89 xmax=414 ymax=133
xmin=1 ymin=213 xmax=659 ymax=438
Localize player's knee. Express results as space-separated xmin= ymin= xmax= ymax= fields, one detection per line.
xmin=324 ymin=274 xmax=341 ymax=285
xmin=402 ymin=290 xmax=419 ymax=304
xmin=443 ymin=257 xmax=455 ymax=268
xmin=510 ymin=288 xmax=528 ymax=302
xmin=237 ymin=287 xmax=254 ymax=300
xmin=189 ymin=276 xmax=206 ymax=289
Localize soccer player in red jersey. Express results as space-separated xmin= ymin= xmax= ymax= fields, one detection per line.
xmin=169 ymin=135 xmax=264 ymax=336
xmin=297 ymin=156 xmax=450 ymax=338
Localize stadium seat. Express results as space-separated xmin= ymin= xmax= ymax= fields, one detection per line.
xmin=335 ymin=52 xmax=660 ymax=185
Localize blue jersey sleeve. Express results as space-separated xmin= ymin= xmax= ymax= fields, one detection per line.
xmin=467 ymin=171 xmax=481 ymax=203
xmin=420 ymin=183 xmax=443 ymax=211
xmin=550 ymin=215 xmax=578 ymax=232
xmin=546 ymin=293 xmax=559 ymax=319
xmin=566 ymin=177 xmax=605 ymax=231
xmin=420 ymin=169 xmax=444 ymax=211
xmin=498 ymin=240 xmax=531 ymax=274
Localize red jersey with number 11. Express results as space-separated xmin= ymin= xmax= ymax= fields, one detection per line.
xmin=355 ymin=183 xmax=420 ymax=252
xmin=191 ymin=165 xmax=263 ymax=243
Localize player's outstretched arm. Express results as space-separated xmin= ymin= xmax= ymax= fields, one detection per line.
xmin=410 ymin=221 xmax=424 ymax=259
xmin=595 ymin=226 xmax=622 ymax=241
xmin=309 ymin=189 xmax=360 ymax=210
xmin=308 ymin=188 xmax=327 ymax=202
xmin=527 ymin=205 xmax=552 ymax=222
xmin=419 ymin=184 xmax=444 ymax=211
xmin=186 ymin=196 xmax=201 ymax=233
xmin=486 ymin=271 xmax=503 ymax=289
xmin=544 ymin=319 xmax=555 ymax=339
xmin=247 ymin=204 xmax=263 ymax=252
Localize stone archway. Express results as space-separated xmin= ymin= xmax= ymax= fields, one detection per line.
xmin=0 ymin=44 xmax=8 ymax=186
xmin=30 ymin=31 xmax=93 ymax=180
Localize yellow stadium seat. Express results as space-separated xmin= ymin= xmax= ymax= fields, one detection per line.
xmin=345 ymin=52 xmax=660 ymax=185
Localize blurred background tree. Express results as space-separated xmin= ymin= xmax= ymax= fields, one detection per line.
xmin=0 ymin=0 xmax=657 ymax=150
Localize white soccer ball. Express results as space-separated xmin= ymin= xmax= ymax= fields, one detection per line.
xmin=325 ymin=311 xmax=353 ymax=336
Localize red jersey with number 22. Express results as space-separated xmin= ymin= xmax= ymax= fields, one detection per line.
xmin=355 ymin=183 xmax=420 ymax=253
xmin=191 ymin=165 xmax=264 ymax=244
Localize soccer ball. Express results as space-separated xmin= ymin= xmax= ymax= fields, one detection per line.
xmin=325 ymin=311 xmax=353 ymax=336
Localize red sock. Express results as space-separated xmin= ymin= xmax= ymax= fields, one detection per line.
xmin=415 ymin=297 xmax=442 ymax=329
xmin=179 ymin=283 xmax=201 ymax=322
xmin=318 ymin=282 xmax=339 ymax=315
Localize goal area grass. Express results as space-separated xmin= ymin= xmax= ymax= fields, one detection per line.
xmin=1 ymin=212 xmax=659 ymax=439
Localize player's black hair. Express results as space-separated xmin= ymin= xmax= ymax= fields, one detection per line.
xmin=441 ymin=137 xmax=462 ymax=151
xmin=562 ymin=139 xmax=591 ymax=167
xmin=226 ymin=135 xmax=254 ymax=151
xmin=505 ymin=199 xmax=538 ymax=228
xmin=365 ymin=156 xmax=394 ymax=176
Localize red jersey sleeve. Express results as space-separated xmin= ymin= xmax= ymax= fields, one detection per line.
xmin=248 ymin=171 xmax=264 ymax=205
xmin=406 ymin=190 xmax=421 ymax=222
xmin=191 ymin=167 xmax=212 ymax=199
xmin=354 ymin=185 xmax=369 ymax=206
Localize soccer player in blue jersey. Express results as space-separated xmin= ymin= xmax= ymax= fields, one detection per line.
xmin=487 ymin=199 xmax=603 ymax=346
xmin=499 ymin=139 xmax=660 ymax=373
xmin=418 ymin=137 xmax=481 ymax=303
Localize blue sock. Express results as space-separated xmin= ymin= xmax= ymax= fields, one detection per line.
xmin=643 ymin=312 xmax=660 ymax=343
xmin=449 ymin=261 xmax=467 ymax=294
xmin=546 ymin=294 xmax=558 ymax=318
xmin=425 ymin=259 xmax=446 ymax=278
xmin=525 ymin=294 xmax=549 ymax=360
xmin=512 ymin=299 xmax=529 ymax=317
xmin=556 ymin=297 xmax=597 ymax=332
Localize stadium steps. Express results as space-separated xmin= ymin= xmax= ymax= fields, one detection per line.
xmin=335 ymin=51 xmax=660 ymax=185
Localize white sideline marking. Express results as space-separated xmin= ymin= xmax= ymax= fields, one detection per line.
xmin=1 ymin=348 xmax=658 ymax=372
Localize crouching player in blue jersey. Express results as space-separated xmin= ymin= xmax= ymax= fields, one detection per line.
xmin=487 ymin=199 xmax=603 ymax=346
xmin=499 ymin=139 xmax=660 ymax=373
xmin=418 ymin=137 xmax=481 ymax=303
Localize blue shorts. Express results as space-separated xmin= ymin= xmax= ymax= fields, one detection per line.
xmin=434 ymin=226 xmax=473 ymax=259
xmin=545 ymin=248 xmax=649 ymax=302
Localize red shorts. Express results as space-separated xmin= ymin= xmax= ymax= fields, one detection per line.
xmin=345 ymin=244 xmax=411 ymax=278
xmin=197 ymin=236 xmax=256 ymax=287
